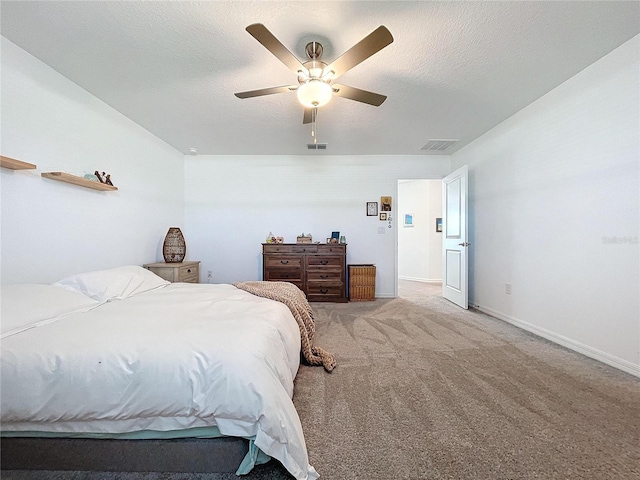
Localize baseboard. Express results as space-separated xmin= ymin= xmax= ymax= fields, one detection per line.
xmin=399 ymin=276 xmax=442 ymax=283
xmin=474 ymin=305 xmax=640 ymax=378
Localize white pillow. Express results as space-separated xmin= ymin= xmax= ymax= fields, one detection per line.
xmin=1 ymin=284 xmax=101 ymax=337
xmin=54 ymin=265 xmax=169 ymax=302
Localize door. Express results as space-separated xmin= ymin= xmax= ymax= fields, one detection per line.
xmin=442 ymin=165 xmax=469 ymax=309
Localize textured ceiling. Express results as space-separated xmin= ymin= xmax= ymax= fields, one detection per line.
xmin=1 ymin=1 xmax=639 ymax=156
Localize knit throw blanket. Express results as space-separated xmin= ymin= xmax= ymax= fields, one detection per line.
xmin=233 ymin=281 xmax=336 ymax=372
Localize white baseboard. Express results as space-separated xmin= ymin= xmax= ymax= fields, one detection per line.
xmin=475 ymin=305 xmax=640 ymax=378
xmin=399 ymin=276 xmax=442 ymax=283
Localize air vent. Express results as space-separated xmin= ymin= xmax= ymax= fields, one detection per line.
xmin=307 ymin=143 xmax=327 ymax=150
xmin=420 ymin=139 xmax=459 ymax=152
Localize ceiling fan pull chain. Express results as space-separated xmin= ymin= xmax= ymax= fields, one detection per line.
xmin=312 ymin=108 xmax=318 ymax=144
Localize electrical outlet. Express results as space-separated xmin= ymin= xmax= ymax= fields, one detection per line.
xmin=505 ymin=283 xmax=512 ymax=295
xmin=207 ymin=270 xmax=212 ymax=278
xmin=378 ymin=226 xmax=386 ymax=234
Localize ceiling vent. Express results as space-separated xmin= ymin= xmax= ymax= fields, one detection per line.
xmin=307 ymin=143 xmax=327 ymax=150
xmin=420 ymin=139 xmax=459 ymax=152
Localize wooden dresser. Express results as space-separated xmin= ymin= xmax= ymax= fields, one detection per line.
xmin=262 ymin=243 xmax=347 ymax=302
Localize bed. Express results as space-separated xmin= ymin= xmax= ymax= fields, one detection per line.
xmin=0 ymin=266 xmax=321 ymax=479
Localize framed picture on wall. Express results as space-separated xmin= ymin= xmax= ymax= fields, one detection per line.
xmin=379 ymin=212 xmax=387 ymax=221
xmin=367 ymin=202 xmax=378 ymax=216
xmin=436 ymin=217 xmax=443 ymax=232
xmin=380 ymin=196 xmax=392 ymax=211
xmin=403 ymin=213 xmax=414 ymax=227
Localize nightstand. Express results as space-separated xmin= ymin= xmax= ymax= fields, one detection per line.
xmin=143 ymin=261 xmax=200 ymax=283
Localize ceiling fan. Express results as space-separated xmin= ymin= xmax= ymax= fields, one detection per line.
xmin=234 ymin=24 xmax=394 ymax=124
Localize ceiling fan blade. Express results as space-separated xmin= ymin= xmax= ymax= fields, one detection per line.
xmin=325 ymin=26 xmax=393 ymax=80
xmin=235 ymin=85 xmax=298 ymax=99
xmin=246 ymin=24 xmax=306 ymax=74
xmin=331 ymin=84 xmax=387 ymax=106
xmin=303 ymin=108 xmax=317 ymax=124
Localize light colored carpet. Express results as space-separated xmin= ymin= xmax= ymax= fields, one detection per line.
xmin=4 ymin=281 xmax=639 ymax=479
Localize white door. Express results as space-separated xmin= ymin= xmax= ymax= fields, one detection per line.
xmin=442 ymin=165 xmax=469 ymax=309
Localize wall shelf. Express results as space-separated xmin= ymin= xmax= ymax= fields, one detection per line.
xmin=1 ymin=155 xmax=37 ymax=170
xmin=41 ymin=172 xmax=118 ymax=191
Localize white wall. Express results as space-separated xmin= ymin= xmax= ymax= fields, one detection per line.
xmin=451 ymin=36 xmax=640 ymax=376
xmin=184 ymin=155 xmax=449 ymax=297
xmin=398 ymin=180 xmax=443 ymax=282
xmin=1 ymin=37 xmax=185 ymax=283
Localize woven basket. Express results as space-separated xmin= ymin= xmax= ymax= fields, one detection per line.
xmin=349 ymin=265 xmax=376 ymax=301
xmin=163 ymin=227 xmax=186 ymax=263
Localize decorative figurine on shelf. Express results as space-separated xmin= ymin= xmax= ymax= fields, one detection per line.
xmin=94 ymin=171 xmax=114 ymax=186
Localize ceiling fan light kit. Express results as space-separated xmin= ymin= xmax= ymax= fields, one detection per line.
xmin=297 ymin=80 xmax=333 ymax=108
xmin=234 ymin=23 xmax=393 ymax=129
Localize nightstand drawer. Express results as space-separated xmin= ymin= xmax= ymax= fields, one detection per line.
xmin=178 ymin=265 xmax=199 ymax=283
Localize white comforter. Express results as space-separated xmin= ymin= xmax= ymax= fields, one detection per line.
xmin=1 ymin=283 xmax=319 ymax=480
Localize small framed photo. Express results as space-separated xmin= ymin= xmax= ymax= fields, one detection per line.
xmin=331 ymin=231 xmax=340 ymax=240
xmin=366 ymin=202 xmax=378 ymax=216
xmin=381 ymin=196 xmax=392 ymax=211
xmin=436 ymin=218 xmax=443 ymax=232
xmin=379 ymin=212 xmax=387 ymax=221
xmin=403 ymin=213 xmax=414 ymax=227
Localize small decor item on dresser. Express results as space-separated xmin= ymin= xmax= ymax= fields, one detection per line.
xmin=163 ymin=227 xmax=186 ymax=263
xmin=297 ymin=233 xmax=312 ymax=244
xmin=275 ymin=236 xmax=285 ymax=244
xmin=266 ymin=231 xmax=276 ymax=243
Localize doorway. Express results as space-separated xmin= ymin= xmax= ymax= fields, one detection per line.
xmin=397 ymin=179 xmax=443 ymax=301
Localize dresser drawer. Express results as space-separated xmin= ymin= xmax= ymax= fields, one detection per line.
xmin=263 ymin=244 xmax=318 ymax=254
xmin=306 ymin=255 xmax=343 ymax=268
xmin=264 ymin=268 xmax=302 ymax=282
xmin=307 ymin=270 xmax=342 ymax=281
xmin=317 ymin=245 xmax=346 ymax=255
xmin=264 ymin=256 xmax=303 ymax=268
xmin=307 ymin=284 xmax=345 ymax=300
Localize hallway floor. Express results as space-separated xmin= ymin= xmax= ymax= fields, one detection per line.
xmin=397 ymin=279 xmax=442 ymax=301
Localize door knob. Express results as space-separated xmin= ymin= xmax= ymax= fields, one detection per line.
xmin=458 ymin=242 xmax=471 ymax=247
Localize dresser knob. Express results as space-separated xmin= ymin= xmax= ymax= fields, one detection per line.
xmin=321 ymin=260 xmax=329 ymax=265
xmin=321 ymin=288 xmax=328 ymax=294
xmin=281 ymin=260 xmax=289 ymax=264
xmin=187 ymin=269 xmax=191 ymax=273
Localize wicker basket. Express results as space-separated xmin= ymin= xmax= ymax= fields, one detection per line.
xmin=348 ymin=264 xmax=376 ymax=301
